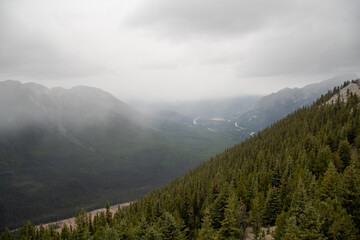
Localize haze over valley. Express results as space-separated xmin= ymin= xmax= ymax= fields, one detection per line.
xmin=1 ymin=0 xmax=360 ymax=239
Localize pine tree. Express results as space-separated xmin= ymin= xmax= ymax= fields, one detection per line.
xmin=318 ymin=161 xmax=339 ymax=200
xmin=159 ymin=212 xmax=185 ymax=240
xmin=274 ymin=211 xmax=288 ymax=240
xmin=217 ymin=192 xmax=240 ymax=240
xmin=338 ymin=140 xmax=351 ymax=169
xmin=60 ymin=224 xmax=70 ymax=240
xmin=263 ymin=187 xmax=282 ymax=225
xmin=297 ymin=201 xmax=325 ymax=240
xmin=341 ymin=164 xmax=360 ymax=228
xmin=289 ymin=179 xmax=307 ymax=221
xmin=105 ymin=200 xmax=112 ymax=225
xmin=19 ymin=221 xmax=36 ymax=240
xmin=283 ymin=216 xmax=299 ymax=240
xmin=210 ymin=184 xmax=229 ymax=230
xmin=319 ymin=199 xmax=358 ymax=240
xmin=313 ymin=145 xmax=332 ymax=177
xmin=1 ymin=228 xmax=13 ymax=240
xmin=271 ymin=165 xmax=282 ymax=188
xmin=198 ymin=208 xmax=215 ymax=240
xmin=249 ymin=192 xmax=263 ymax=238
xmin=143 ymin=226 xmax=162 ymax=240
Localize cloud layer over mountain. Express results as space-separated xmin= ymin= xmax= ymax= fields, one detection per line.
xmin=1 ymin=0 xmax=359 ymax=101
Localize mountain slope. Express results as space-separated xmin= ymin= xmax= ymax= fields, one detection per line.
xmin=0 ymin=80 xmax=237 ymax=230
xmin=237 ymin=74 xmax=358 ymax=131
xmin=15 ymin=79 xmax=359 ymax=239
xmin=111 ymin=79 xmax=359 ymax=239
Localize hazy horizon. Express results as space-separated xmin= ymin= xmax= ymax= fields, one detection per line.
xmin=1 ymin=0 xmax=359 ymax=101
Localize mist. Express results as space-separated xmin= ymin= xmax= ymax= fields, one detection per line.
xmin=1 ymin=0 xmax=359 ymax=102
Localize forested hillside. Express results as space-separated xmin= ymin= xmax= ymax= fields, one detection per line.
xmin=3 ymin=80 xmax=360 ymax=239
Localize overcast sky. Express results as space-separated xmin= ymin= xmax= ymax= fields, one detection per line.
xmin=0 ymin=0 xmax=359 ymax=101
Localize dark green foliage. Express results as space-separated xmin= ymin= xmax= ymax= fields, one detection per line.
xmin=338 ymin=140 xmax=352 ymax=169
xmin=289 ymin=179 xmax=307 ymax=221
xmin=158 ymin=212 xmax=185 ymax=240
xmin=4 ymin=81 xmax=360 ymax=239
xmin=1 ymin=228 xmax=13 ymax=240
xmin=319 ymin=162 xmax=339 ymax=200
xmin=312 ymin=145 xmax=332 ymax=177
xmin=341 ymin=164 xmax=360 ymax=228
xmin=274 ymin=211 xmax=288 ymax=239
xmin=197 ymin=208 xmax=214 ymax=240
xmin=217 ymin=192 xmax=240 ymax=240
xmin=297 ymin=201 xmax=325 ymax=239
xmin=105 ymin=201 xmax=112 ymax=225
xmin=264 ymin=187 xmax=282 ymax=225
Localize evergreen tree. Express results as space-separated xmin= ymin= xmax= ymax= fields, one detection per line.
xmin=159 ymin=212 xmax=185 ymax=240
xmin=313 ymin=145 xmax=332 ymax=177
xmin=297 ymin=201 xmax=325 ymax=240
xmin=217 ymin=192 xmax=240 ymax=240
xmin=105 ymin=200 xmax=112 ymax=225
xmin=289 ymin=179 xmax=307 ymax=221
xmin=283 ymin=216 xmax=299 ymax=240
xmin=197 ymin=208 xmax=215 ymax=240
xmin=1 ymin=228 xmax=13 ymax=240
xmin=318 ymin=199 xmax=358 ymax=240
xmin=249 ymin=193 xmax=263 ymax=238
xmin=341 ymin=164 xmax=360 ymax=228
xmin=338 ymin=140 xmax=351 ymax=169
xmin=210 ymin=184 xmax=229 ymax=230
xmin=263 ymin=187 xmax=282 ymax=225
xmin=273 ymin=211 xmax=288 ymax=240
xmin=143 ymin=226 xmax=162 ymax=240
xmin=60 ymin=224 xmax=70 ymax=240
xmin=318 ymin=161 xmax=339 ymax=200
xmin=19 ymin=221 xmax=36 ymax=240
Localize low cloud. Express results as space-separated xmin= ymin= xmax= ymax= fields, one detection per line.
xmin=0 ymin=0 xmax=359 ymax=101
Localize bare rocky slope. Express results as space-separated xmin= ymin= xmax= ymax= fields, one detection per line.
xmin=327 ymin=79 xmax=360 ymax=104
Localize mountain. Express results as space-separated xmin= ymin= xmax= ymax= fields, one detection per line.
xmin=236 ymin=74 xmax=358 ymax=131
xmin=8 ymin=80 xmax=360 ymax=239
xmin=7 ymin=79 xmax=360 ymax=240
xmin=0 ymin=80 xmax=237 ymax=230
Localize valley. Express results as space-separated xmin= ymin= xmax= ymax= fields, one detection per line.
xmin=1 ymin=77 xmax=359 ymax=238
xmin=2 ymin=1 xmax=359 ymax=238
xmin=4 ymin=78 xmax=359 ymax=239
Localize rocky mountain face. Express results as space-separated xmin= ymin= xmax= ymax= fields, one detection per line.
xmin=236 ymin=74 xmax=358 ymax=131
xmin=327 ymin=79 xmax=360 ymax=104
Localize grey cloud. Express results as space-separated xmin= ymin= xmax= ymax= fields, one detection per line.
xmin=126 ymin=0 xmax=360 ymax=79
xmin=126 ymin=0 xmax=290 ymax=40
xmin=0 ymin=0 xmax=359 ymax=101
xmin=0 ymin=1 xmax=108 ymax=80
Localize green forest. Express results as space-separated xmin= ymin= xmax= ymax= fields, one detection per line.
xmin=2 ymin=81 xmax=360 ymax=239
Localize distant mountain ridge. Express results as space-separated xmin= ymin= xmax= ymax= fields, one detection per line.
xmin=237 ymin=74 xmax=358 ymax=131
